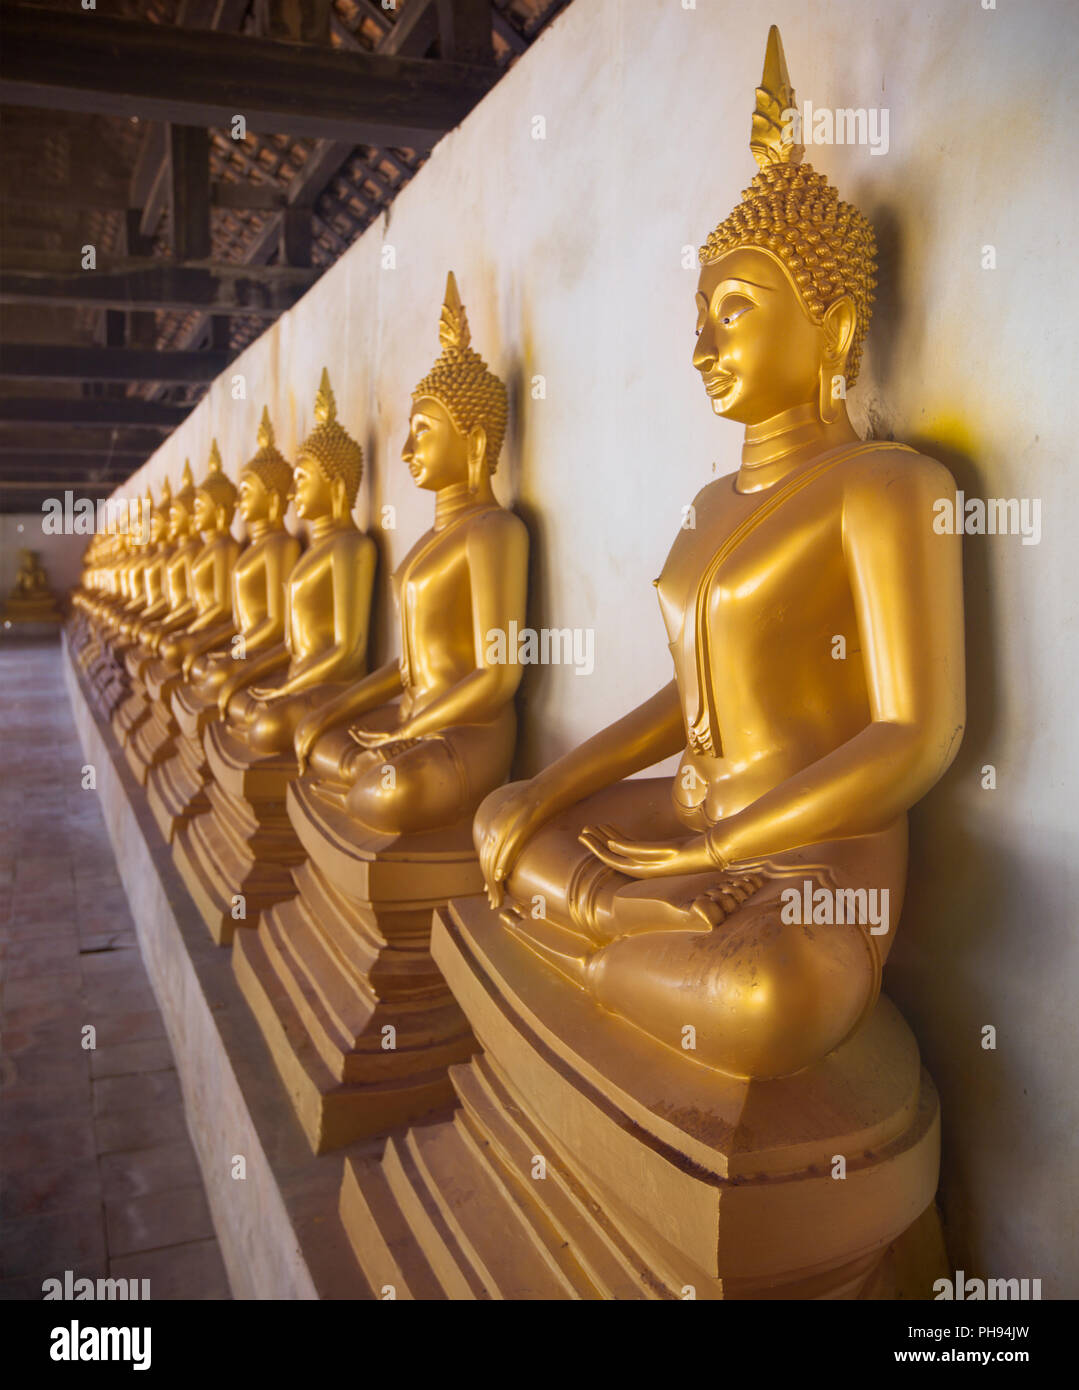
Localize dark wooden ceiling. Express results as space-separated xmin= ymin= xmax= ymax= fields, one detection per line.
xmin=0 ymin=0 xmax=569 ymax=512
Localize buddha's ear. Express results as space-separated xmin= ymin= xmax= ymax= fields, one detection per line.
xmin=467 ymin=425 xmax=488 ymax=493
xmin=331 ymin=475 xmax=348 ymax=519
xmin=822 ymin=294 xmax=857 ymax=367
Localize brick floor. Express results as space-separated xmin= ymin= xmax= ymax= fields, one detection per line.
xmin=0 ymin=637 xmax=231 ymax=1300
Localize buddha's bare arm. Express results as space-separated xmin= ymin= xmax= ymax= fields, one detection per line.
xmin=293 ymin=660 xmax=403 ymax=768
xmin=357 ymin=512 xmax=529 ymax=745
xmin=481 ymin=679 xmax=686 ymax=896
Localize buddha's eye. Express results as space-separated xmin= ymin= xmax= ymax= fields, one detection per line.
xmin=718 ymin=294 xmax=754 ymax=327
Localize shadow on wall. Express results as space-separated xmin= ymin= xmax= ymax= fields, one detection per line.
xmin=886 ymin=433 xmax=1011 ymax=1281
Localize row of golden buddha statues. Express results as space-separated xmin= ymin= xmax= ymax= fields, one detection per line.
xmin=66 ymin=29 xmax=964 ymax=1299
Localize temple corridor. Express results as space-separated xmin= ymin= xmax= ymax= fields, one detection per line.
xmin=0 ymin=637 xmax=229 ymax=1300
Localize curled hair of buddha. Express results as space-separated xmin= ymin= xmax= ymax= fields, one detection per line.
xmin=412 ymin=271 xmax=508 ymax=473
xmin=242 ymin=407 xmax=293 ymax=502
xmin=298 ymin=369 xmax=363 ymax=506
xmin=700 ymin=27 xmax=877 ymax=385
xmin=196 ymin=439 xmax=238 ymax=513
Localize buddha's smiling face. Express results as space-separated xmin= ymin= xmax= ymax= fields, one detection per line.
xmin=239 ymin=472 xmax=270 ymax=524
xmin=403 ymin=397 xmax=468 ymax=492
xmin=292 ymin=455 xmax=332 ymax=519
xmin=693 ymin=246 xmax=824 ymax=426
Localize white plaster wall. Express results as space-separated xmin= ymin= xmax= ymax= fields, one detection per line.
xmin=107 ymin=0 xmax=1079 ymax=1293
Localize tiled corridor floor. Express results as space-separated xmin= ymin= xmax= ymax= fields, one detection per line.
xmin=0 ymin=637 xmax=230 ymax=1299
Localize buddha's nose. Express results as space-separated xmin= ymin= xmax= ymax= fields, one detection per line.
xmin=693 ymin=326 xmax=717 ymax=373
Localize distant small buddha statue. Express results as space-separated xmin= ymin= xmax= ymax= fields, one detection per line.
xmin=341 ymin=28 xmax=967 ymax=1301
xmin=294 ymin=272 xmax=528 ymax=836
xmin=186 ymin=408 xmax=301 ymax=707
xmin=3 ymin=547 xmax=61 ymax=625
xmin=225 ymin=370 xmax=375 ymax=754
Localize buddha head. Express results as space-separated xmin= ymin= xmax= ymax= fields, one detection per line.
xmin=404 ymin=272 xmax=508 ymax=494
xmin=694 ymin=26 xmax=875 ymax=427
xmin=193 ymin=440 xmax=238 ymax=535
xmin=168 ymin=460 xmax=196 ymax=542
xmin=293 ymin=369 xmax=363 ymax=523
xmin=239 ymin=407 xmax=293 ymax=527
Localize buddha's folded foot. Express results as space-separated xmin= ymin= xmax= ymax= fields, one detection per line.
xmin=499 ymin=908 xmax=590 ymax=987
xmin=687 ymin=869 xmax=767 ymax=928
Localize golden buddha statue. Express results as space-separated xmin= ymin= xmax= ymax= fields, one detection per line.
xmin=225 ymin=371 xmax=375 ymax=752
xmin=122 ymin=454 xmax=215 ymax=783
xmin=116 ymin=483 xmax=171 ymax=642
xmin=84 ymin=490 xmax=171 ymax=717
xmin=342 ymin=29 xmax=963 ymax=1299
xmin=186 ymin=408 xmax=301 ymax=705
xmin=154 ymin=443 xmax=241 ymax=673
xmin=233 ymin=275 xmax=528 ymax=1152
xmin=3 ymin=547 xmax=62 ymax=626
xmin=144 ymin=446 xmax=241 ymax=837
xmin=294 ymin=272 xmax=528 ymax=834
xmin=126 ymin=461 xmax=199 ymax=663
xmin=164 ymin=411 xmax=300 ymax=858
xmin=176 ymin=375 xmax=373 ymax=945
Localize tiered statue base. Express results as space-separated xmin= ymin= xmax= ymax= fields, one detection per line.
xmin=340 ymin=898 xmax=942 ymax=1300
xmin=112 ymin=643 xmax=155 ymax=748
xmin=145 ymin=683 xmax=216 ymax=845
xmin=123 ymin=657 xmax=181 ymax=788
xmin=173 ymin=721 xmax=307 ymax=946
xmin=233 ymin=777 xmax=482 ymax=1154
xmin=3 ymin=597 xmax=62 ymax=625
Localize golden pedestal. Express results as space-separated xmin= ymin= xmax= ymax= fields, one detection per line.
xmin=144 ymin=683 xmax=216 ymax=845
xmin=124 ymin=658 xmax=181 ymax=789
xmin=340 ymin=898 xmax=941 ymax=1300
xmin=173 ymin=721 xmax=307 ymax=946
xmin=232 ymin=776 xmax=481 ymax=1154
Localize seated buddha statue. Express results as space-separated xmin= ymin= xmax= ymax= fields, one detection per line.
xmin=115 ymin=483 xmax=171 ymax=642
xmin=224 ymin=370 xmax=375 ymax=754
xmin=155 ymin=442 xmax=241 ymax=673
xmin=129 ymin=461 xmax=200 ymax=661
xmin=293 ymin=272 xmax=528 ymax=837
xmin=474 ymin=31 xmax=966 ymax=1085
xmin=185 ymin=408 xmax=301 ymax=706
xmin=3 ymin=547 xmax=61 ymax=624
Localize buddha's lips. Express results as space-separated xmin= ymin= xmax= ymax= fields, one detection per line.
xmin=703 ymin=372 xmax=737 ymax=398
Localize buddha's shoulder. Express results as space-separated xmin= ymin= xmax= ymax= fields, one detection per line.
xmin=465 ymin=505 xmax=529 ymax=548
xmin=837 ymin=441 xmax=957 ymax=503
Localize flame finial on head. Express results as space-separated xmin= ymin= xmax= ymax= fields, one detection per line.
xmin=751 ymin=25 xmax=804 ymax=169
xmin=298 ymin=368 xmax=363 ymax=506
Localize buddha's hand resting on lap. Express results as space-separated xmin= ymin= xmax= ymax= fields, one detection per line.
xmin=248 ymin=685 xmax=284 ymax=703
xmin=578 ymin=823 xmax=717 ymax=879
xmin=479 ymin=781 xmax=558 ymax=910
xmin=294 ymin=711 xmax=326 ymax=773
